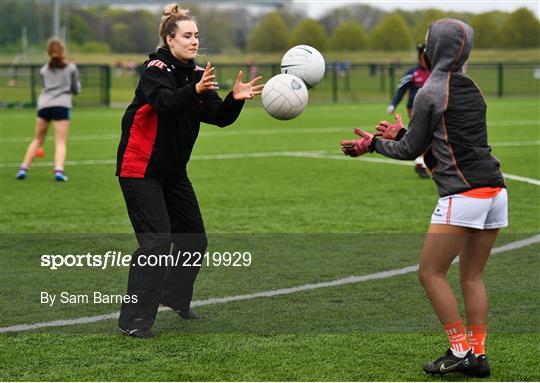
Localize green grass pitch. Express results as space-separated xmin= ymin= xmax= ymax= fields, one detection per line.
xmin=0 ymin=97 xmax=539 ymax=381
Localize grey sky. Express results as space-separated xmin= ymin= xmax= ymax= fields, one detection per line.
xmin=299 ymin=1 xmax=540 ymax=18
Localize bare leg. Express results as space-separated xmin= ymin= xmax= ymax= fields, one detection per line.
xmin=418 ymin=224 xmax=471 ymax=324
xmin=459 ymin=229 xmax=499 ymax=325
xmin=21 ymin=117 xmax=49 ymax=167
xmin=53 ymin=119 xmax=69 ymax=169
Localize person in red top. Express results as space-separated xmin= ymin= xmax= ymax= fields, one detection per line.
xmin=116 ymin=3 xmax=263 ymax=338
xmin=386 ymin=44 xmax=431 ymax=118
xmin=385 ymin=44 xmax=431 ymax=178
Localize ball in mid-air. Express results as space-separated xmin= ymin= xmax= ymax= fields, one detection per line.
xmin=262 ymin=73 xmax=308 ymax=120
xmin=280 ymin=45 xmax=326 ymax=88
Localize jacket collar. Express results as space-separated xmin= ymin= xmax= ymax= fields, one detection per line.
xmin=149 ymin=47 xmax=195 ymax=72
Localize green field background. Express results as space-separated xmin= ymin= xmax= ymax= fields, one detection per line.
xmin=0 ymin=96 xmax=539 ymax=380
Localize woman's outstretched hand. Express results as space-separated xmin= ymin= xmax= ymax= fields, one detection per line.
xmin=232 ymin=71 xmax=264 ymax=101
xmin=195 ymin=62 xmax=219 ymax=94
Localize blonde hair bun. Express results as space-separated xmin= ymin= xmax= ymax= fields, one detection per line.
xmin=159 ymin=3 xmax=194 ymax=47
xmin=162 ymin=3 xmax=189 ymax=18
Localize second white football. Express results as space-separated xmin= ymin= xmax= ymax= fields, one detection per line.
xmin=262 ymin=73 xmax=308 ymax=120
xmin=280 ymin=45 xmax=326 ymax=88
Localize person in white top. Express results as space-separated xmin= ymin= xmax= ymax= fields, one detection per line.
xmin=16 ymin=39 xmax=80 ymax=181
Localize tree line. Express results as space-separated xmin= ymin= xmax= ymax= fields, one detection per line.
xmin=1 ymin=1 xmax=538 ymax=54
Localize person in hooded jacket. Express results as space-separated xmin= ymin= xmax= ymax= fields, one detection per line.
xmin=341 ymin=19 xmax=506 ymax=377
xmin=116 ymin=3 xmax=263 ymax=338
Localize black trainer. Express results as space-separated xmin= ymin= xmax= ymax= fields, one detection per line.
xmin=464 ymin=354 xmax=491 ymax=378
xmin=423 ymin=348 xmax=474 ymax=375
xmin=160 ymin=298 xmax=200 ymax=320
xmin=119 ymin=327 xmax=155 ymax=339
xmin=174 ymin=308 xmax=200 ymax=320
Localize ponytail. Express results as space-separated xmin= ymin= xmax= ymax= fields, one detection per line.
xmin=47 ymin=39 xmax=67 ymax=69
xmin=159 ymin=3 xmax=194 ymax=47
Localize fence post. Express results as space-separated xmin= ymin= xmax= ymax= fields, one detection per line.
xmin=271 ymin=64 xmax=279 ymax=77
xmin=104 ymin=65 xmax=111 ymax=107
xmin=497 ymin=63 xmax=504 ymax=98
xmin=30 ymin=65 xmax=37 ymax=106
xmin=377 ymin=64 xmax=386 ymax=93
xmin=332 ymin=62 xmax=338 ymax=103
xmin=388 ymin=64 xmax=396 ymax=100
xmin=379 ymin=64 xmax=386 ymax=93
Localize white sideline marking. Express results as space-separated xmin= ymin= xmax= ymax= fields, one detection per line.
xmin=488 ymin=120 xmax=539 ymax=127
xmin=2 ymin=127 xmax=354 ymax=142
xmin=502 ymin=174 xmax=540 ymax=186
xmin=0 ymin=151 xmax=325 ymax=168
xmin=0 ymin=134 xmax=120 ymax=143
xmin=491 ymin=140 xmax=540 ymax=147
xmin=1 ymin=234 xmax=538 ymax=334
xmin=1 ymin=120 xmax=539 ymax=143
xmin=1 ymin=150 xmax=539 ymax=186
xmin=292 ymin=152 xmax=540 ymax=187
xmin=0 ymin=158 xmax=118 ymax=167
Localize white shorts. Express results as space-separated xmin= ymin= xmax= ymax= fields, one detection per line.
xmin=431 ymin=188 xmax=508 ymax=230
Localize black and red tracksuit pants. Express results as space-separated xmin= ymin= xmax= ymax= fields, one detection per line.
xmin=118 ymin=177 xmax=207 ymax=331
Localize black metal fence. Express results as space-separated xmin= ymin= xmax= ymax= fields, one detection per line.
xmin=0 ymin=64 xmax=110 ymax=108
xmin=1 ymin=62 xmax=538 ymax=108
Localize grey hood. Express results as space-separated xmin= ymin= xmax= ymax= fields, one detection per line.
xmin=425 ymin=18 xmax=473 ymax=73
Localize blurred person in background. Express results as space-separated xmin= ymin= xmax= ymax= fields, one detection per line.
xmin=116 ymin=3 xmax=263 ymax=338
xmin=16 ymin=39 xmax=80 ymax=182
xmin=385 ymin=44 xmax=431 ymax=178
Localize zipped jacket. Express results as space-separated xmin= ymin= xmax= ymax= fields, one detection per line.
xmin=116 ymin=47 xmax=244 ymax=183
xmin=374 ymin=19 xmax=506 ymax=197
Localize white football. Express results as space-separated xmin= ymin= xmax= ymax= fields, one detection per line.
xmin=280 ymin=45 xmax=326 ymax=88
xmin=262 ymin=74 xmax=308 ymax=120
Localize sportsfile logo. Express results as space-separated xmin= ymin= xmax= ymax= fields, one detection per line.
xmin=41 ymin=251 xmax=130 ymax=270
xmin=40 ymin=250 xmax=252 ymax=270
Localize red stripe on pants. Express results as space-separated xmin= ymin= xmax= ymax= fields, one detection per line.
xmin=120 ymin=104 xmax=158 ymax=177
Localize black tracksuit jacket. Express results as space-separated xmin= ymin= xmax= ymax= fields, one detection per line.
xmin=116 ymin=47 xmax=244 ymax=183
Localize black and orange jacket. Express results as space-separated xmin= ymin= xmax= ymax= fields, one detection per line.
xmin=116 ymin=47 xmax=244 ymax=183
xmin=373 ymin=19 xmax=506 ymax=197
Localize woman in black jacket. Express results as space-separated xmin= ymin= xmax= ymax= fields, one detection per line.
xmin=116 ymin=3 xmax=263 ymax=338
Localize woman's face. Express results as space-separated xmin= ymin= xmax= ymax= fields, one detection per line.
xmin=167 ymin=20 xmax=199 ymax=63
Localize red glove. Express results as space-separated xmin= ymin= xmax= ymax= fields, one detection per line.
xmin=374 ymin=113 xmax=405 ymax=140
xmin=340 ymin=128 xmax=375 ymax=157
